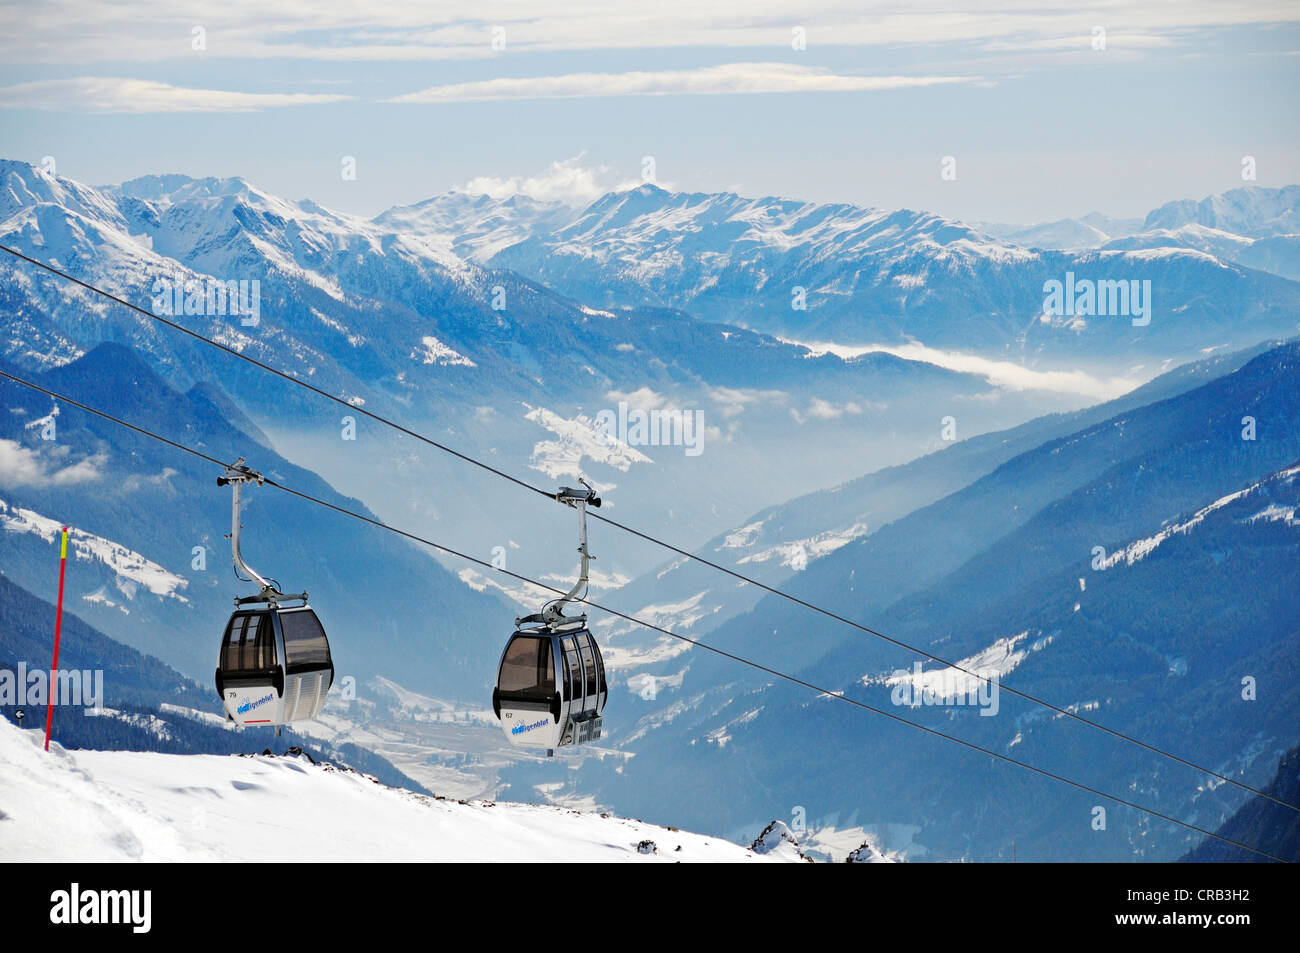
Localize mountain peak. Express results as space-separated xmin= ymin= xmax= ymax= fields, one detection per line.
xmin=108 ymin=173 xmax=279 ymax=212
xmin=0 ymin=159 xmax=127 ymax=227
xmin=1142 ymin=184 xmax=1300 ymax=238
xmin=112 ymin=173 xmax=202 ymax=200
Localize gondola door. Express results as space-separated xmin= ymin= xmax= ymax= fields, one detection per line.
xmin=217 ymin=611 xmax=285 ymax=726
xmin=495 ymin=632 xmax=565 ymax=750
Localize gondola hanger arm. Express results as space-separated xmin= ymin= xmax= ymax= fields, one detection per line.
xmin=218 ymin=458 xmax=306 ymax=607
xmin=515 ymin=479 xmax=602 ymax=627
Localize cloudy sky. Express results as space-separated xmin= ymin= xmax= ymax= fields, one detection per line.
xmin=2 ymin=1 xmax=1298 ymax=222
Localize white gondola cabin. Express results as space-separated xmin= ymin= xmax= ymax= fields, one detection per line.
xmin=216 ymin=605 xmax=334 ymax=726
xmin=493 ymin=618 xmax=607 ymax=750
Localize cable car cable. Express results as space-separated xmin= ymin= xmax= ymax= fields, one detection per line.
xmin=2 ymin=245 xmax=1293 ymax=814
xmin=0 ymin=367 xmax=1285 ymax=862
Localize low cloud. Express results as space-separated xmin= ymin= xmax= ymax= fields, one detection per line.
xmin=122 ymin=467 xmax=179 ymax=493
xmin=706 ymin=385 xmax=789 ymax=420
xmin=0 ymin=440 xmax=105 ymax=487
xmin=790 ymin=339 xmax=1142 ymax=401
xmin=792 ymin=398 xmax=866 ymax=423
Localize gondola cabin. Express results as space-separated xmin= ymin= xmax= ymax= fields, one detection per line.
xmin=493 ymin=619 xmax=607 ymax=752
xmin=216 ymin=605 xmax=334 ymax=727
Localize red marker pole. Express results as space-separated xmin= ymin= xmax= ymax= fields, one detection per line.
xmin=44 ymin=526 xmax=69 ymax=752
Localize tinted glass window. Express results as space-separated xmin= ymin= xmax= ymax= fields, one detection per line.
xmin=280 ymin=609 xmax=331 ymax=668
xmin=241 ymin=615 xmax=261 ymax=669
xmin=220 ymin=614 xmax=277 ymax=672
xmin=499 ymin=636 xmax=554 ymax=697
xmin=249 ymin=615 xmax=278 ymax=669
xmin=579 ymin=636 xmax=598 ymax=703
xmin=220 ymin=615 xmax=246 ymax=670
xmin=563 ymin=636 xmax=582 ymax=701
xmin=591 ymin=639 xmax=607 ymax=694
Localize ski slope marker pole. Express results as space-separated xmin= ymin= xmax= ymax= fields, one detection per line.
xmin=44 ymin=526 xmax=68 ymax=752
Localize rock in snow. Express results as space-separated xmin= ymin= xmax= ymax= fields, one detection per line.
xmin=846 ymin=841 xmax=892 ymax=864
xmin=749 ymin=820 xmax=810 ymax=861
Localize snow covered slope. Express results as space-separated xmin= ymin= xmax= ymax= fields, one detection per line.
xmin=0 ymin=719 xmax=787 ymax=863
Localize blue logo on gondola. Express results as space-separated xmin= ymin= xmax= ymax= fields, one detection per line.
xmin=511 ymin=717 xmax=550 ymax=736
xmin=237 ymin=692 xmax=275 ymax=715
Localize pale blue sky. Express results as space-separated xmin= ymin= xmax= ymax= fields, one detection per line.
xmin=1 ymin=2 xmax=1297 ymax=223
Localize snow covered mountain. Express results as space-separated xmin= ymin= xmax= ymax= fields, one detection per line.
xmin=1100 ymin=226 xmax=1300 ymax=284
xmin=976 ymin=213 xmax=1145 ymax=250
xmin=486 ymin=184 xmax=1300 ymax=365
xmin=372 ymin=190 xmax=574 ymax=262
xmin=0 ymin=157 xmax=1095 ymax=597
xmin=1143 ymin=185 xmax=1300 ymax=237
xmin=488 ymin=182 xmax=1300 ymax=364
xmin=0 ymin=717 xmax=793 ymax=862
xmin=981 ymin=187 xmax=1300 ymax=282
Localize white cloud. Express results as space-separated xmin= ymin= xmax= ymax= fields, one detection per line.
xmin=390 ymin=63 xmax=977 ymax=104
xmin=0 ymin=440 xmax=105 ymax=487
xmin=462 ymin=154 xmax=641 ymax=206
xmin=0 ymin=77 xmax=352 ymax=113
xmin=6 ymin=3 xmax=1298 ymax=65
